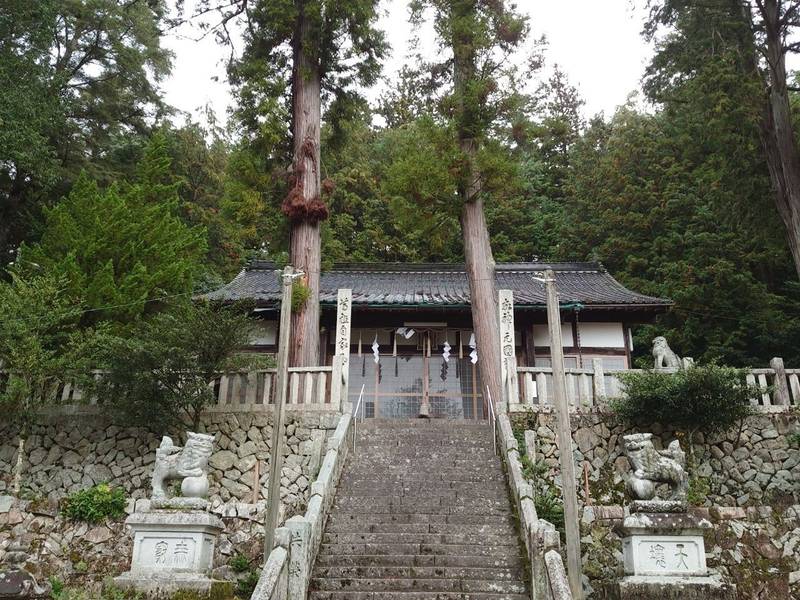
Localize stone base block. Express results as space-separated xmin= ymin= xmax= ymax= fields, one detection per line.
xmin=115 ymin=510 xmax=224 ymax=596
xmin=618 ymin=575 xmax=736 ymax=599
xmin=114 ymin=572 xmax=233 ymax=599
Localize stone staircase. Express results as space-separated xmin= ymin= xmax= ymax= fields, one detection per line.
xmin=308 ymin=419 xmax=530 ymax=600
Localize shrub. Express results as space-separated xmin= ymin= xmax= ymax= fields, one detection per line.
xmin=229 ymin=553 xmax=250 ymax=573
xmin=611 ymin=364 xmax=757 ymax=465
xmin=61 ymin=483 xmax=126 ymax=523
xmin=788 ymin=431 xmax=800 ymax=448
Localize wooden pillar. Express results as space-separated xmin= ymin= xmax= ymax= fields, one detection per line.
xmin=498 ymin=289 xmax=519 ymax=407
xmin=770 ymin=357 xmax=790 ymax=406
xmin=331 ymin=289 xmax=352 ymax=412
xmin=264 ymin=266 xmax=294 ymax=558
xmin=543 ymin=269 xmax=583 ymax=599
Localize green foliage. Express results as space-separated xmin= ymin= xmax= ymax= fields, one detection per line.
xmin=61 ymin=483 xmax=126 ymax=524
xmin=0 ymin=0 xmax=171 ymax=259
xmin=229 ymin=554 xmax=250 ymax=573
xmin=19 ymin=137 xmax=207 ymax=326
xmin=92 ymin=301 xmax=256 ymax=430
xmin=787 ymin=432 xmax=800 ymax=448
xmin=235 ymin=571 xmax=259 ymax=599
xmin=513 ymin=421 xmax=565 ymax=535
xmin=687 ymin=476 xmax=711 ymax=506
xmin=291 ymin=281 xmax=310 ymax=313
xmin=50 ymin=580 xmax=141 ymax=600
xmin=611 ymin=365 xmax=757 ymax=447
xmin=0 ymin=273 xmax=94 ymax=434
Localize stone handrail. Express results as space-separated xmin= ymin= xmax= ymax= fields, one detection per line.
xmin=251 ymin=411 xmax=352 ymax=600
xmin=544 ymin=549 xmax=574 ymax=599
xmin=494 ymin=408 xmax=570 ymax=600
xmin=514 ymin=357 xmax=799 ymax=411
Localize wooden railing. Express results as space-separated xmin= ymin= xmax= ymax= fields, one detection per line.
xmin=512 ymin=356 xmax=799 ymax=410
xmin=1 ymin=359 xmax=346 ymax=413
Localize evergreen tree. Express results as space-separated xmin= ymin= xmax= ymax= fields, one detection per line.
xmin=17 ymin=136 xmax=207 ymax=326
xmin=0 ymin=0 xmax=172 ymax=260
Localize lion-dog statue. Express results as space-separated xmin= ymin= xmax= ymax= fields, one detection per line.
xmin=151 ymin=432 xmax=214 ymax=500
xmin=623 ymin=433 xmax=688 ymax=503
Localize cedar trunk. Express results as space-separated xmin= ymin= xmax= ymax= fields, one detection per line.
xmin=452 ymin=3 xmax=503 ymax=409
xmin=285 ymin=8 xmax=324 ymax=367
xmin=757 ymin=0 xmax=800 ymax=279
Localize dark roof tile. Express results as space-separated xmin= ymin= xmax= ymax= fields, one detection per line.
xmin=203 ymin=261 xmax=670 ymax=309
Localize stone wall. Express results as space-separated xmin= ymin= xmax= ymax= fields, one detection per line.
xmin=0 ymin=408 xmax=341 ymax=510
xmin=510 ymin=407 xmax=800 ymax=507
xmin=580 ymin=504 xmax=800 ymax=599
xmin=0 ymin=495 xmax=271 ymax=595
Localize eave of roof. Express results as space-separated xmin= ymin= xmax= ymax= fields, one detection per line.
xmin=202 ymin=260 xmax=672 ymax=310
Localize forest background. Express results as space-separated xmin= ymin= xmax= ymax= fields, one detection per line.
xmin=2 ymin=0 xmax=800 ymax=369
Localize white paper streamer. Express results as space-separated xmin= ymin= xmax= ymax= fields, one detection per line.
xmin=442 ymin=340 xmax=451 ymax=363
xmin=372 ymin=335 xmax=380 ymax=364
xmin=468 ymin=332 xmax=478 ymax=364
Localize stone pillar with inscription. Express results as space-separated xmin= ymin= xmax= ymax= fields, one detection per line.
xmin=115 ymin=433 xmax=227 ymax=597
xmin=616 ymin=433 xmax=736 ymax=599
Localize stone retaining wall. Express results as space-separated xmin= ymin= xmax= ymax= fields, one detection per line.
xmin=580 ymin=504 xmax=800 ymax=599
xmin=0 ymin=409 xmax=341 ymax=509
xmin=510 ymin=407 xmax=800 ymax=507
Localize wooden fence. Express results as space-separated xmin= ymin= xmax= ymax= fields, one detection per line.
xmin=514 ymin=357 xmax=799 ymax=410
xmin=1 ymin=356 xmax=347 ymax=413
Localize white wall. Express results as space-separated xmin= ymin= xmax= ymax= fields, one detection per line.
xmin=578 ymin=322 xmax=625 ymax=348
xmin=532 ymin=322 xmax=574 ymax=347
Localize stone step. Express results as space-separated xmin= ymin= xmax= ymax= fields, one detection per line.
xmin=339 ymin=472 xmax=507 ymax=484
xmin=322 ymin=532 xmax=516 ymax=546
xmin=324 ymin=520 xmax=517 ymax=536
xmin=336 ymin=484 xmax=509 ymax=496
xmin=311 ymin=565 xmax=525 ymax=581
xmin=309 ymin=592 xmax=528 ymax=600
xmin=310 ymin=577 xmax=526 ymax=594
xmin=331 ymin=496 xmax=512 ymax=512
xmin=317 ymin=543 xmax=523 ymax=558
xmin=313 ymin=553 xmax=526 ymax=569
xmin=357 ymin=419 xmax=490 ymax=427
xmin=325 ymin=513 xmax=517 ymax=527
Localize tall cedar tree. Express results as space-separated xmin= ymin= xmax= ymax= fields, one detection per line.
xmin=201 ymin=0 xmax=386 ymax=366
xmin=646 ymin=0 xmax=800 ymax=278
xmin=408 ymin=0 xmax=529 ymax=406
xmin=0 ymin=0 xmax=171 ymax=260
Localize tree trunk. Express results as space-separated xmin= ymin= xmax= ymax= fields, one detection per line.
xmin=452 ymin=3 xmax=503 ymax=409
xmin=460 ymin=144 xmax=502 ymax=411
xmin=756 ymin=0 xmax=800 ymax=279
xmin=284 ymin=4 xmax=325 ymax=368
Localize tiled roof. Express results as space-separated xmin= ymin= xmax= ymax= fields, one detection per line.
xmin=203 ymin=261 xmax=671 ymax=309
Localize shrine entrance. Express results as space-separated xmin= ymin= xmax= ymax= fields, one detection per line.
xmin=346 ymin=330 xmax=485 ymax=419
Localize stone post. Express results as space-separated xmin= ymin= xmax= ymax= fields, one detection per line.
xmin=770 ymin=357 xmax=790 ymax=406
xmin=285 ymin=515 xmax=311 ymax=600
xmin=498 ymin=289 xmax=520 ymax=407
xmin=591 ymin=358 xmax=606 ymax=404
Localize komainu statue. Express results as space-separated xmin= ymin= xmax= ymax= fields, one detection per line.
xmin=652 ymin=336 xmax=681 ymax=369
xmin=151 ymin=432 xmax=214 ymax=501
xmin=623 ymin=433 xmax=688 ymax=503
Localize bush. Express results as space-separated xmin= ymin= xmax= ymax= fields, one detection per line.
xmin=61 ymin=483 xmax=126 ymax=523
xmin=611 ymin=364 xmax=757 ymax=464
xmin=788 ymin=431 xmax=800 ymax=448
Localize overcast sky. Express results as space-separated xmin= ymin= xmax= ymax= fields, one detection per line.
xmin=161 ymin=0 xmax=653 ymax=126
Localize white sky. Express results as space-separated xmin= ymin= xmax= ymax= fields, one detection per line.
xmin=161 ymin=0 xmax=653 ymax=126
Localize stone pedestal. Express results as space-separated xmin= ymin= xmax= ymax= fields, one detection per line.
xmin=115 ymin=510 xmax=227 ymax=598
xmin=617 ymin=511 xmax=736 ymax=599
